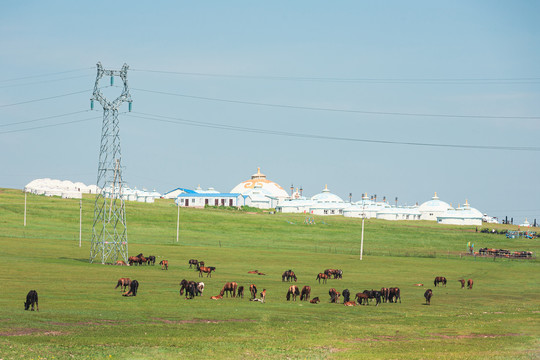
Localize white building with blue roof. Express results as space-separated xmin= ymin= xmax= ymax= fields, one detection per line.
xmin=436 ymin=199 xmax=482 ymax=226
xmin=418 ymin=192 xmax=452 ymax=221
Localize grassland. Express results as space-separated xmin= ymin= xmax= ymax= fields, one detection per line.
xmin=0 ymin=188 xmax=538 ymax=359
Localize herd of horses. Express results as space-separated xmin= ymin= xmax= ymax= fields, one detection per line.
xmin=127 ymin=253 xmax=156 ymax=266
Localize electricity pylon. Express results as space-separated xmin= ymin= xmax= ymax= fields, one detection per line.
xmin=89 ymin=62 xmax=132 ymax=264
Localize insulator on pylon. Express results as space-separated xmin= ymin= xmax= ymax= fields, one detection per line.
xmin=128 ymin=101 xmax=132 ymax=112
xmin=110 ymin=76 xmax=114 ymax=86
xmin=91 ymin=99 xmax=94 ymax=110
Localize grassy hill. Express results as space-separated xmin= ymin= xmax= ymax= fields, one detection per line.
xmin=0 ymin=188 xmax=538 ymax=359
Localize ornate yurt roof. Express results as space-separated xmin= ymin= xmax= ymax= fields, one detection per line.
xmin=311 ymin=185 xmax=345 ymax=203
xmin=438 ymin=199 xmax=482 ymax=219
xmin=418 ymin=192 xmax=452 ymax=213
xmin=230 ymin=167 xmax=289 ymax=199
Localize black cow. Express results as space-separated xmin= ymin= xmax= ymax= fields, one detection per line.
xmin=24 ymin=290 xmax=39 ymax=311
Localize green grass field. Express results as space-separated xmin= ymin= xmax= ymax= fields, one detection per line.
xmin=0 ymin=188 xmax=538 ymax=359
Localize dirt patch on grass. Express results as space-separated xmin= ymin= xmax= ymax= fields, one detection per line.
xmin=349 ymin=333 xmax=522 ymax=343
xmin=151 ymin=317 xmax=255 ymax=324
xmin=430 ymin=333 xmax=522 ymax=339
xmin=0 ymin=328 xmax=65 ymax=337
xmin=49 ymin=319 xmax=128 ymax=327
xmin=349 ymin=335 xmax=406 ymax=342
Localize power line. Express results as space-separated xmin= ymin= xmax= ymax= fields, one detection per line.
xmin=0 ymin=67 xmax=94 ymax=83
xmin=0 ymin=74 xmax=93 ymax=89
xmin=126 ymin=111 xmax=540 ymax=152
xmin=0 ymin=110 xmax=91 ymax=127
xmin=0 ymin=90 xmax=92 ymax=108
xmin=131 ymin=68 xmax=540 ymax=84
xmin=131 ymin=87 xmax=540 ymax=120
xmin=0 ymin=116 xmax=100 ymax=135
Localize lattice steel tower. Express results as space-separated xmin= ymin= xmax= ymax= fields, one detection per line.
xmin=89 ymin=62 xmax=132 ymax=264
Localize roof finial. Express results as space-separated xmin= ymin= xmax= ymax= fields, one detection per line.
xmin=325 ymin=184 xmax=328 ymax=190
xmin=257 ymin=167 xmax=261 ymax=174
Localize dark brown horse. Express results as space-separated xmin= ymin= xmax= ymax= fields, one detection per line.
xmin=380 ymin=287 xmax=390 ymax=303
xmin=467 ymin=279 xmax=474 ymax=289
xmin=188 ymin=259 xmax=198 ymax=268
xmin=388 ymin=287 xmax=401 ymax=303
xmin=424 ymin=289 xmax=433 ymax=305
xmin=329 ymin=288 xmax=340 ymax=303
xmin=128 ymin=256 xmax=140 ymax=266
xmin=123 ymin=280 xmax=139 ymax=296
xmin=220 ymin=282 xmax=238 ymax=297
xmin=115 ymin=278 xmax=131 ymax=291
xmin=237 ymin=286 xmax=244 ymax=298
xmin=355 ymin=292 xmax=369 ymax=305
xmin=286 ymin=285 xmax=300 ymax=301
xmin=146 ymin=256 xmax=156 ymax=265
xmin=282 ymin=270 xmax=297 ymax=282
xmin=250 ymin=284 xmax=258 ymax=299
xmin=324 ymin=269 xmax=343 ymax=279
xmin=198 ymin=266 xmax=215 ymax=277
xmin=310 ymin=297 xmax=320 ymax=304
xmin=458 ymin=279 xmax=466 ymax=288
xmin=300 ymin=286 xmax=311 ymax=301
xmin=316 ymin=273 xmax=328 ymax=284
xmin=434 ymin=276 xmax=447 ymax=287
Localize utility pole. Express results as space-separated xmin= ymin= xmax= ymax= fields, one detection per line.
xmin=79 ymin=199 xmax=82 ymax=247
xmin=360 ymin=193 xmax=366 ymax=260
xmin=176 ymin=200 xmax=180 ymax=243
xmin=89 ymin=62 xmax=132 ymax=264
xmin=24 ymin=191 xmax=27 ymax=227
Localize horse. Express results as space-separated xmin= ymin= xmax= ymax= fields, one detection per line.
xmin=115 ymin=278 xmax=131 ymax=292
xmin=362 ymin=290 xmax=381 ymax=306
xmin=198 ymin=266 xmax=215 ymax=278
xmin=316 ymin=273 xmax=328 ymax=284
xmin=300 ymin=286 xmax=311 ymax=301
xmin=248 ymin=270 xmax=265 ymax=275
xmin=147 ymin=256 xmax=156 ymax=265
xmin=458 ymin=279 xmax=466 ymax=288
xmin=355 ymin=292 xmax=368 ymax=305
xmin=115 ymin=260 xmax=127 ymax=266
xmin=344 ymin=301 xmax=357 ymax=306
xmin=198 ymin=261 xmax=205 ymax=268
xmin=123 ymin=280 xmax=139 ymax=296
xmin=310 ymin=297 xmax=320 ymax=304
xmin=388 ymin=287 xmax=401 ymax=303
xmin=260 ymin=289 xmax=266 ymax=303
xmin=220 ymin=282 xmax=238 ymax=297
xmin=380 ymin=287 xmax=390 ymax=303
xmin=188 ymin=259 xmax=198 ymax=268
xmin=424 ymin=289 xmax=433 ymax=305
xmin=24 ymin=290 xmax=39 ymax=311
xmin=282 ymin=270 xmax=297 ymax=282
xmin=237 ymin=286 xmax=244 ymax=298
xmin=250 ymin=284 xmax=258 ymax=300
xmin=342 ymin=289 xmax=351 ymax=303
xmin=197 ymin=282 xmax=205 ymax=296
xmin=329 ymin=288 xmax=340 ymax=303
xmin=325 ymin=269 xmax=343 ymax=279
xmin=286 ymin=285 xmax=300 ymax=301
xmin=210 ymin=295 xmax=223 ymax=300
xmin=467 ymin=279 xmax=474 ymax=289
xmin=128 ymin=256 xmax=140 ymax=266
xmin=434 ymin=276 xmax=447 ymax=287
xmin=160 ymin=260 xmax=168 ymax=270
xmin=179 ymin=279 xmax=198 ymax=299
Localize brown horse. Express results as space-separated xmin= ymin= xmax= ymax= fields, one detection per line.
xmin=250 ymin=284 xmax=258 ymax=299
xmin=355 ymin=292 xmax=369 ymax=305
xmin=325 ymin=269 xmax=343 ymax=279
xmin=380 ymin=287 xmax=390 ymax=303
xmin=329 ymin=288 xmax=340 ymax=303
xmin=389 ymin=287 xmax=401 ymax=303
xmin=282 ymin=270 xmax=297 ymax=282
xmin=344 ymin=301 xmax=357 ymax=306
xmin=146 ymin=256 xmax=155 ymax=265
xmin=115 ymin=278 xmax=131 ymax=291
xmin=250 ymin=289 xmax=266 ymax=303
xmin=424 ymin=289 xmax=433 ymax=305
xmin=316 ymin=273 xmax=328 ymax=284
xmin=458 ymin=279 xmax=466 ymax=288
xmin=467 ymin=279 xmax=474 ymax=289
xmin=300 ymin=286 xmax=311 ymax=301
xmin=210 ymin=295 xmax=223 ymax=300
xmin=237 ymin=286 xmax=244 ymax=298
xmin=198 ymin=266 xmax=215 ymax=278
xmin=160 ymin=260 xmax=169 ymax=270
xmin=310 ymin=297 xmax=320 ymax=304
xmin=434 ymin=276 xmax=447 ymax=287
xmin=122 ymin=280 xmax=139 ymax=297
xmin=115 ymin=260 xmax=127 ymax=266
xmin=128 ymin=256 xmax=140 ymax=266
xmin=188 ymin=259 xmax=198 ymax=268
xmin=286 ymin=285 xmax=300 ymax=301
xmin=220 ymin=282 xmax=238 ymax=297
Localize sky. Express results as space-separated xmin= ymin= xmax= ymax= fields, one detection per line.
xmin=1 ymin=1 xmax=539 ymax=224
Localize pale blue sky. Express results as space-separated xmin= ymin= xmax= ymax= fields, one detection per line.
xmin=1 ymin=1 xmax=539 ymax=224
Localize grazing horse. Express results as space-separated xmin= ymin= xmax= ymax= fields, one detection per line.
xmin=458 ymin=279 xmax=466 ymax=288
xmin=197 ymin=282 xmax=205 ymax=296
xmin=342 ymin=289 xmax=351 ymax=303
xmin=188 ymin=259 xmax=198 ymax=268
xmin=160 ymin=260 xmax=169 ymax=270
xmin=128 ymin=256 xmax=140 ymax=266
xmin=198 ymin=266 xmax=215 ymax=278
xmin=220 ymin=282 xmax=238 ymax=298
xmin=300 ymin=286 xmax=311 ymax=301
xmin=237 ymin=286 xmax=244 ymax=298
xmin=344 ymin=301 xmax=357 ymax=306
xmin=146 ymin=256 xmax=156 ymax=266
xmin=115 ymin=278 xmax=131 ymax=292
xmin=310 ymin=297 xmax=320 ymax=304
xmin=355 ymin=292 xmax=369 ymax=305
xmin=388 ymin=287 xmax=401 ymax=303
xmin=380 ymin=287 xmax=390 ymax=303
xmin=467 ymin=279 xmax=474 ymax=289
xmin=286 ymin=285 xmax=300 ymax=301
xmin=424 ymin=289 xmax=433 ymax=305
xmin=260 ymin=289 xmax=266 ymax=303
xmin=250 ymin=284 xmax=258 ymax=300
xmin=123 ymin=280 xmax=139 ymax=296
xmin=24 ymin=290 xmax=39 ymax=311
xmin=282 ymin=270 xmax=297 ymax=282
xmin=325 ymin=269 xmax=343 ymax=279
xmin=179 ymin=279 xmax=198 ymax=299
xmin=329 ymin=288 xmax=340 ymax=303
xmin=198 ymin=261 xmax=205 ymax=268
xmin=434 ymin=276 xmax=447 ymax=287
xmin=316 ymin=273 xmax=328 ymax=284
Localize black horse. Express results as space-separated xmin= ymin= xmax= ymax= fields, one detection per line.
xmin=342 ymin=289 xmax=351 ymax=303
xmin=424 ymin=289 xmax=433 ymax=305
xmin=24 ymin=290 xmax=39 ymax=311
xmin=179 ymin=279 xmax=199 ymax=299
xmin=147 ymin=255 xmax=156 ymax=265
xmin=123 ymin=280 xmax=139 ymax=296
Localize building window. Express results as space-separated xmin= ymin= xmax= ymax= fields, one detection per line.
xmin=331 ymin=210 xmax=335 ymax=214
xmin=205 ymin=199 xmax=209 ymax=205
xmin=324 ymin=210 xmax=328 ymax=214
xmin=229 ymin=199 xmax=233 ymax=206
xmin=215 ymin=199 xmax=219 ymax=206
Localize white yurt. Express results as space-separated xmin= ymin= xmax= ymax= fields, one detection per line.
xmin=418 ymin=192 xmax=453 ymax=221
